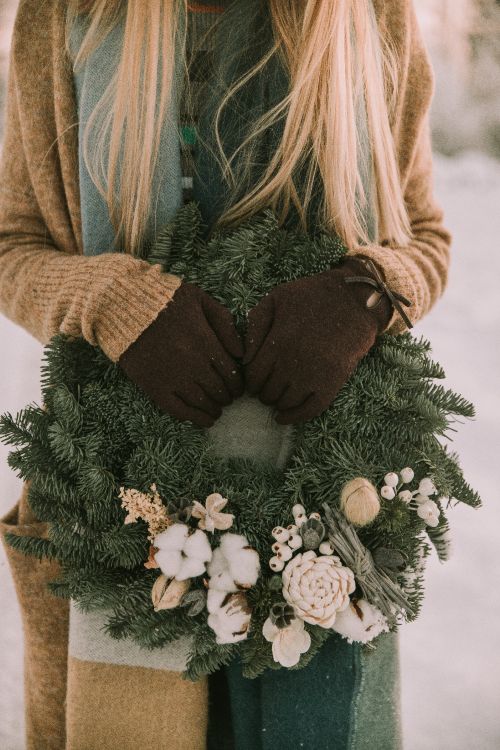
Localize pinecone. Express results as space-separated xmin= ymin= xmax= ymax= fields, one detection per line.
xmin=270 ymin=601 xmax=296 ymax=629
xmin=299 ymin=517 xmax=326 ymax=550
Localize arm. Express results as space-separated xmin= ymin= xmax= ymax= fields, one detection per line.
xmin=0 ymin=38 xmax=182 ymax=363
xmin=354 ymin=0 xmax=452 ymax=333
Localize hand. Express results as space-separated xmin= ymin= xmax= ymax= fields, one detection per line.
xmin=118 ymin=282 xmax=244 ymax=427
xmin=242 ymin=259 xmax=393 ymax=425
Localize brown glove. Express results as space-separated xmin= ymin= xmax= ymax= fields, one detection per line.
xmin=242 ymin=258 xmax=397 ymax=425
xmin=118 ymin=282 xmax=244 ymax=427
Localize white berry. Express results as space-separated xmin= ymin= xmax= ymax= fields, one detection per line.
xmin=384 ymin=472 xmax=399 ymax=488
xmin=272 ymin=526 xmax=290 ymax=544
xmin=400 ymin=467 xmax=414 ymax=484
xmin=292 ymin=504 xmax=306 ymax=519
xmin=288 ymin=534 xmax=303 ymax=550
xmin=398 ymin=490 xmax=413 ymax=504
xmin=269 ymin=556 xmax=285 ymax=572
xmin=273 ymin=543 xmax=293 ymax=561
xmin=418 ymin=478 xmax=436 ymax=496
xmin=308 ymin=512 xmax=321 ymax=521
xmin=381 ymin=485 xmax=396 ymax=500
xmin=319 ymin=541 xmax=334 ymax=555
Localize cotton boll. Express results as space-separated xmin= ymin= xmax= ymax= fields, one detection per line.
xmin=228 ymin=546 xmax=260 ymax=588
xmin=207 ymin=547 xmax=227 ymax=578
xmin=154 ymin=548 xmax=182 ymax=578
xmin=207 ymin=588 xmax=228 ymax=614
xmin=176 ymin=555 xmax=207 ymax=581
xmin=154 ymin=523 xmax=189 ymax=551
xmin=331 ymin=599 xmax=389 ymax=644
xmin=219 ymin=533 xmax=247 ymax=557
xmin=209 ymin=569 xmax=237 ymax=593
xmin=183 ymin=529 xmax=212 ymax=563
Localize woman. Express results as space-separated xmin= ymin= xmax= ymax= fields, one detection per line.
xmin=0 ymin=0 xmax=451 ymax=748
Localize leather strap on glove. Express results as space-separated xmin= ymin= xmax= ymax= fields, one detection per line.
xmin=118 ymin=282 xmax=244 ymax=428
xmin=242 ymin=257 xmax=403 ymax=425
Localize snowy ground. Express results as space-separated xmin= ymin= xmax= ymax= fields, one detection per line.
xmin=0 ymin=151 xmax=499 ymax=749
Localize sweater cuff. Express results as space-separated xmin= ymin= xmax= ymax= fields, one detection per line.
xmin=60 ymin=254 xmax=184 ymax=363
xmin=347 ymin=246 xmax=418 ymax=335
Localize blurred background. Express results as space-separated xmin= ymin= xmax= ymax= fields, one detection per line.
xmin=0 ymin=1 xmax=499 ymax=748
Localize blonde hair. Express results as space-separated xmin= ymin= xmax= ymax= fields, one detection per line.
xmin=66 ymin=0 xmax=411 ymax=255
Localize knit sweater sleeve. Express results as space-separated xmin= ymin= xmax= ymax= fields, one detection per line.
xmin=0 ymin=5 xmax=182 ymax=363
xmin=349 ymin=0 xmax=452 ymax=333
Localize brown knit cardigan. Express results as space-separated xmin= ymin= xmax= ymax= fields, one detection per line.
xmin=0 ymin=1 xmax=451 ymax=748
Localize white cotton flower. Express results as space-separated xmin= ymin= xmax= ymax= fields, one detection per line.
xmin=384 ymin=472 xmax=399 ymax=488
xmin=154 ymin=523 xmax=212 ymax=581
xmin=418 ymin=478 xmax=436 ymax=496
xmin=262 ymin=616 xmax=312 ymax=668
xmin=416 ymin=499 xmax=440 ymax=526
xmin=331 ymin=598 xmax=389 ymax=644
xmin=400 ymin=467 xmax=415 ymax=484
xmin=381 ymin=485 xmax=396 ymax=500
xmin=207 ymin=592 xmax=252 ymax=644
xmin=217 ymin=533 xmax=260 ymax=588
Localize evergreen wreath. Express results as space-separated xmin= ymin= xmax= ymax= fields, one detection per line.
xmin=0 ymin=204 xmax=481 ymax=680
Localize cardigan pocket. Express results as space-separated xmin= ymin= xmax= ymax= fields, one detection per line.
xmin=1 ymin=481 xmax=69 ymax=750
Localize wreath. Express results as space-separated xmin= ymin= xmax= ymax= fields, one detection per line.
xmin=0 ymin=204 xmax=481 ymax=680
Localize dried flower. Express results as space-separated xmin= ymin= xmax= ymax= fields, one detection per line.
xmin=340 ymin=478 xmax=380 ymax=526
xmin=119 ymin=484 xmax=171 ymax=542
xmin=282 ymin=550 xmax=355 ymax=629
xmin=191 ymin=492 xmax=234 ymax=533
xmin=263 ymin=616 xmax=311 ymax=667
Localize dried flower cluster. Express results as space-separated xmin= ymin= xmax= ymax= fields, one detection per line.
xmin=119 ymin=484 xmax=171 ymax=541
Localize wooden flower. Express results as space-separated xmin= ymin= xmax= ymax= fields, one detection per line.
xmin=191 ymin=492 xmax=234 ymax=533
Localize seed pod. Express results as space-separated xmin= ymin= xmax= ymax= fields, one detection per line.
xmin=152 ymin=575 xmax=190 ymax=612
xmin=299 ymin=517 xmax=326 ymax=550
xmin=340 ymin=478 xmax=380 ymax=526
xmin=269 ymin=601 xmax=296 ymax=629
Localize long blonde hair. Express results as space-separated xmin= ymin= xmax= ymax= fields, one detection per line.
xmin=66 ymin=0 xmax=410 ymax=255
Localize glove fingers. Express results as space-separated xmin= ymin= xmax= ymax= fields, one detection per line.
xmin=242 ymin=294 xmax=275 ymax=365
xmin=202 ymin=364 xmax=234 ymax=406
xmin=169 ymin=393 xmax=221 ymax=428
xmin=258 ymin=365 xmax=289 ymax=406
xmin=274 ymin=392 xmax=321 ymax=425
xmin=244 ymin=342 xmax=278 ymax=396
xmin=201 ymin=293 xmax=244 ymax=359
xmin=174 ymin=382 xmax=223 ymax=420
xmin=274 ymin=382 xmax=312 ymax=412
xmin=207 ymin=338 xmax=245 ymax=398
